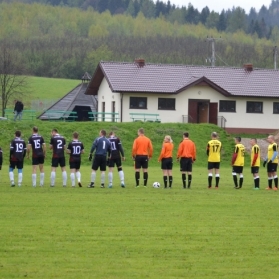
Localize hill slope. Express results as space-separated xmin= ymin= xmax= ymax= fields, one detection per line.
xmin=0 ymin=121 xmax=234 ymax=167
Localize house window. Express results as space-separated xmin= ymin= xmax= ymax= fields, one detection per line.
xmin=273 ymin=102 xmax=279 ymax=114
xmin=219 ymin=100 xmax=236 ymax=112
xmin=246 ymin=101 xmax=263 ymax=113
xmin=130 ymin=97 xmax=147 ymax=109
xmin=158 ymin=98 xmax=175 ymax=110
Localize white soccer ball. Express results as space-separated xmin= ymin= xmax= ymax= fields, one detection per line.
xmin=153 ymin=182 xmax=160 ymax=188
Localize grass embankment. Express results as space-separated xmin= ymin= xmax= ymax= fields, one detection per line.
xmin=0 ymin=121 xmax=234 ymax=167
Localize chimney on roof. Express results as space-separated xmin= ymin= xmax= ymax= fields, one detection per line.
xmin=243 ymin=63 xmax=253 ymax=72
xmin=135 ymin=58 xmax=145 ymax=68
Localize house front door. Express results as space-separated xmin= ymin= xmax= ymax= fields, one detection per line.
xmin=197 ymin=102 xmax=209 ymax=123
xmin=188 ymin=100 xmax=198 ymax=123
xmin=188 ymin=99 xmax=217 ymax=124
xmin=209 ymin=103 xmax=218 ymax=125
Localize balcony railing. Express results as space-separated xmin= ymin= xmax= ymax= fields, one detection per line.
xmin=182 ymin=115 xmax=193 ymax=123
xmin=217 ymin=116 xmax=227 ymax=129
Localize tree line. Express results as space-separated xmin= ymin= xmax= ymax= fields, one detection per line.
xmin=6 ymin=0 xmax=279 ymax=40
xmin=0 ymin=2 xmax=278 ymax=79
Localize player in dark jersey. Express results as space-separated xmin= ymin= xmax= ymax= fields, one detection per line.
xmin=9 ymin=130 xmax=26 ymax=187
xmin=88 ymin=130 xmax=111 ymax=188
xmin=67 ymin=132 xmax=84 ymax=187
xmin=107 ymin=131 xmax=125 ymax=188
xmin=50 ymin=129 xmax=67 ymax=187
xmin=27 ymin=126 xmax=46 ymax=187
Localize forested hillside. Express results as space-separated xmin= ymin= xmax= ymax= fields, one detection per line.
xmin=4 ymin=0 xmax=279 ymax=38
xmin=0 ymin=1 xmax=278 ymax=79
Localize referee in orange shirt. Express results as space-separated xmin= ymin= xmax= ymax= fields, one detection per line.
xmin=176 ymin=132 xmax=196 ymax=188
xmin=132 ymin=128 xmax=153 ymax=187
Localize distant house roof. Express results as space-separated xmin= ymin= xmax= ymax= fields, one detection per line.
xmin=85 ymin=61 xmax=279 ymax=98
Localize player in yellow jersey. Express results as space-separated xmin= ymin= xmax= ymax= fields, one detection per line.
xmin=263 ymin=135 xmax=278 ymax=190
xmin=206 ymin=132 xmax=222 ymax=189
xmin=250 ymin=138 xmax=260 ymax=189
xmin=231 ymin=137 xmax=245 ymax=189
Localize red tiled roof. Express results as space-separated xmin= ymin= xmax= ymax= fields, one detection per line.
xmin=85 ymin=61 xmax=279 ymax=97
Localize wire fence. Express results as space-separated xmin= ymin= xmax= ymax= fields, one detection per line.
xmin=31 ymin=99 xmax=59 ymax=112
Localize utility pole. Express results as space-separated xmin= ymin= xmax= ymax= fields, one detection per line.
xmin=274 ymin=46 xmax=277 ymax=70
xmin=206 ymin=37 xmax=222 ymax=67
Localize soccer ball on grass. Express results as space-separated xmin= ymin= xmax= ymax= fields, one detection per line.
xmin=153 ymin=182 xmax=160 ymax=188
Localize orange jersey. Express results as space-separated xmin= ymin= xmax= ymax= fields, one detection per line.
xmin=158 ymin=142 xmax=174 ymax=161
xmin=132 ymin=135 xmax=153 ymax=157
xmin=177 ymin=139 xmax=196 ymax=160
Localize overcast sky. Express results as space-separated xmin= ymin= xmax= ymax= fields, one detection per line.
xmin=169 ymin=0 xmax=267 ymax=13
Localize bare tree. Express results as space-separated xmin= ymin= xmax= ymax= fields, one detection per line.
xmin=0 ymin=42 xmax=29 ymax=117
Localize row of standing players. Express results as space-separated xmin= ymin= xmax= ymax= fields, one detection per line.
xmin=206 ymin=133 xmax=278 ymax=190
xmin=1 ymin=127 xmax=278 ymax=189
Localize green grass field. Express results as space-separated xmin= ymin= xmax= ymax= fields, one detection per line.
xmin=0 ymin=88 xmax=276 ymax=278
xmin=3 ymin=77 xmax=80 ymax=110
xmin=28 ymin=76 xmax=80 ymax=100
xmin=1 ymin=165 xmax=279 ymax=279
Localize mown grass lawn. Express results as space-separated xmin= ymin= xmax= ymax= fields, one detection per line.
xmin=0 ymin=165 xmax=278 ymax=279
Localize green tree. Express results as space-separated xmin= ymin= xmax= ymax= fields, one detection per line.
xmin=83 ymin=45 xmax=113 ymax=74
xmin=200 ymin=6 xmax=209 ymax=25
xmin=270 ymin=25 xmax=279 ymax=42
xmin=217 ymin=10 xmax=227 ymax=31
xmin=205 ymin=11 xmax=219 ymax=29
xmin=168 ymin=8 xmax=185 ymax=24
xmin=254 ymin=20 xmax=261 ymax=38
xmin=0 ymin=43 xmax=29 ymax=117
xmin=185 ymin=4 xmax=199 ymax=24
xmin=226 ymin=7 xmax=246 ymax=33
xmin=126 ymin=0 xmax=136 ymax=17
xmin=140 ymin=0 xmax=155 ymax=18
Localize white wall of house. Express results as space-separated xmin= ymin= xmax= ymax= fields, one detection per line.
xmin=98 ymin=78 xmax=279 ymax=129
xmin=183 ymin=86 xmax=279 ymax=129
xmin=220 ymin=97 xmax=277 ymax=129
xmin=97 ymin=79 xmax=121 ymax=121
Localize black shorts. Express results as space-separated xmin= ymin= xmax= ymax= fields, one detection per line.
xmin=161 ymin=158 xmax=173 ymax=170
xmin=180 ymin=157 xmax=193 ymax=172
xmin=69 ymin=161 xmax=81 ymax=170
xmin=10 ymin=160 xmax=24 ymax=169
xmin=108 ymin=157 xmax=122 ymax=168
xmin=267 ymin=162 xmax=278 ymax=172
xmin=52 ymin=157 xmax=66 ymax=168
xmin=135 ymin=155 xmax=148 ymax=169
xmin=232 ymin=166 xmax=243 ymax=174
xmin=251 ymin=166 xmax=259 ymax=174
xmin=92 ymin=155 xmax=107 ymax=171
xmin=32 ymin=156 xmax=44 ymax=165
xmin=208 ymin=162 xmax=220 ymax=170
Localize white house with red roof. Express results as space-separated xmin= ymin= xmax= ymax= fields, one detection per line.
xmin=85 ymin=59 xmax=279 ymax=133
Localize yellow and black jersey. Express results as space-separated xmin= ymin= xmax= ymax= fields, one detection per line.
xmin=207 ymin=139 xmax=222 ymax=162
xmin=267 ymin=143 xmax=278 ymax=163
xmin=251 ymin=144 xmax=260 ymax=167
xmin=233 ymin=143 xmax=245 ymax=166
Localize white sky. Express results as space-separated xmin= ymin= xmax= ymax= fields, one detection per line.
xmin=169 ymin=0 xmax=267 ymax=13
